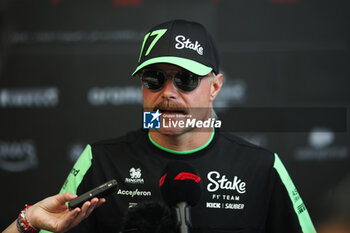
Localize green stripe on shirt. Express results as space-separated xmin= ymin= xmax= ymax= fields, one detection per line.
xmin=40 ymin=144 xmax=93 ymax=233
xmin=273 ymin=153 xmax=316 ymax=233
xmin=60 ymin=144 xmax=93 ymax=194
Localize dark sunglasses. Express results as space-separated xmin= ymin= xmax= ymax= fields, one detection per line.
xmin=139 ymin=69 xmax=210 ymax=92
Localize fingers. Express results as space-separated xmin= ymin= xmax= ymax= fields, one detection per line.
xmin=26 ymin=195 xmax=104 ymax=233
xmin=86 ymin=200 xmax=97 ymax=216
xmin=96 ymin=198 xmax=106 ymax=208
xmin=39 ymin=193 xmax=77 ymax=212
xmin=65 ymin=202 xmax=90 ymax=230
xmin=86 ymin=198 xmax=105 ymax=214
xmin=51 ymin=208 xmax=81 ymax=233
xmin=55 ymin=193 xmax=78 ymax=204
xmin=77 ymin=198 xmax=103 ymax=218
xmin=55 ymin=198 xmax=106 ymax=232
xmin=68 ymin=198 xmax=104 ymax=229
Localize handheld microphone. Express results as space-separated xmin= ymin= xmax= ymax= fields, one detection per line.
xmin=159 ymin=161 xmax=202 ymax=233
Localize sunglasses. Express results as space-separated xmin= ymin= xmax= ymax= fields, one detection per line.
xmin=139 ymin=69 xmax=210 ymax=92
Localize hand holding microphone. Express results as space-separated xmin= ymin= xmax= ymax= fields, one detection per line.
xmin=2 ymin=193 xmax=106 ymax=233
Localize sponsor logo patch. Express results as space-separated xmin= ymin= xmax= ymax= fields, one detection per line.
xmin=125 ymin=167 xmax=144 ymax=184
xmin=205 ymin=171 xmax=247 ymax=211
xmin=117 ymin=188 xmax=151 ymax=197
xmin=175 ymin=35 xmax=203 ymax=55
xmin=207 ymin=171 xmax=246 ymax=194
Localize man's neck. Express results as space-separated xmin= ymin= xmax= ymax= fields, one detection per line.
xmin=149 ymin=129 xmax=213 ymax=152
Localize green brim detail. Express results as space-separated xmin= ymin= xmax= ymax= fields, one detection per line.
xmin=132 ymin=56 xmax=212 ymax=76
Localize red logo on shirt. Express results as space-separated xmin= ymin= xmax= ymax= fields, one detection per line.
xmin=174 ymin=172 xmax=201 ymax=183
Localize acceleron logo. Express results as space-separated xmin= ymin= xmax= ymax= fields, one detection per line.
xmin=143 ymin=110 xmax=161 ymax=129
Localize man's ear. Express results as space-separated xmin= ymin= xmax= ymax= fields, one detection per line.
xmin=210 ymin=73 xmax=223 ymax=102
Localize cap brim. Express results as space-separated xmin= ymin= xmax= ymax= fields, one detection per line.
xmin=131 ymin=56 xmax=213 ymax=77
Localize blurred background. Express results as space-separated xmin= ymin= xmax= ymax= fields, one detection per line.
xmin=0 ymin=0 xmax=349 ymax=232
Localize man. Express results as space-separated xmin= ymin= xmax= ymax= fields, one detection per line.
xmin=44 ymin=19 xmax=316 ymax=233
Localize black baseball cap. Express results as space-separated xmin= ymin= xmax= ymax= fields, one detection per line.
xmin=132 ymin=19 xmax=219 ymax=76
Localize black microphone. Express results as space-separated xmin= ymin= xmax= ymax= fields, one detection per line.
xmin=159 ymin=161 xmax=202 ymax=233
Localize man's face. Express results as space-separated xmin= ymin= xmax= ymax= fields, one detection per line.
xmin=141 ymin=63 xmax=222 ymax=136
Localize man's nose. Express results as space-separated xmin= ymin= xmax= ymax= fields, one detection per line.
xmin=161 ymin=77 xmax=178 ymax=99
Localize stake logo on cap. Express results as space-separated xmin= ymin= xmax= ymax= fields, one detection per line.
xmin=174 ymin=35 xmax=204 ymax=55
xmin=132 ymin=19 xmax=219 ymax=77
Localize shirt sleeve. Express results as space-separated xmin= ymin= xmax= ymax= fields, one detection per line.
xmin=266 ymin=153 xmax=316 ymax=233
xmin=39 ymin=144 xmax=94 ymax=233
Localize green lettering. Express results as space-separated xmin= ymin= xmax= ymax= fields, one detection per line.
xmin=138 ymin=29 xmax=167 ymax=62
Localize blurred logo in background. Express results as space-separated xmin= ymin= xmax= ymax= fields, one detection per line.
xmin=214 ymin=72 xmax=247 ymax=110
xmin=0 ymin=140 xmax=38 ymax=172
xmin=238 ymin=134 xmax=269 ymax=147
xmin=88 ymin=86 xmax=142 ymax=106
xmin=294 ymin=128 xmax=348 ymax=161
xmin=308 ymin=128 xmax=335 ymax=149
xmin=9 ymin=30 xmax=144 ymax=44
xmin=0 ymin=87 xmax=59 ymax=108
xmin=68 ymin=143 xmax=85 ymax=163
